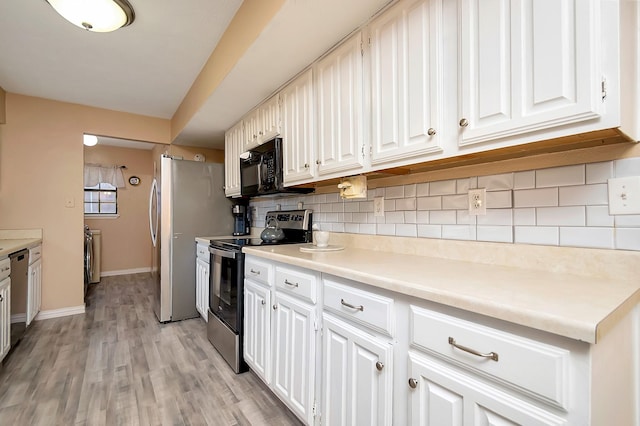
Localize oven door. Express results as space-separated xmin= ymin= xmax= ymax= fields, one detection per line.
xmin=209 ymin=246 xmax=242 ymax=332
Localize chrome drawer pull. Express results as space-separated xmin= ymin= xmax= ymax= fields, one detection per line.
xmin=284 ymin=279 xmax=299 ymax=288
xmin=375 ymin=361 xmax=384 ymax=371
xmin=408 ymin=378 xmax=418 ymax=389
xmin=261 ymin=299 xmax=266 ymax=305
xmin=250 ymin=269 xmax=261 ymax=275
xmin=448 ymin=337 xmax=499 ymax=362
xmin=340 ymin=299 xmax=364 ymax=311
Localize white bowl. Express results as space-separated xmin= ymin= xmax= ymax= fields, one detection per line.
xmin=314 ymin=231 xmax=329 ymax=247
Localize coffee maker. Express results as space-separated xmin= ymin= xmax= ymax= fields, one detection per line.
xmin=232 ymin=204 xmax=250 ymax=236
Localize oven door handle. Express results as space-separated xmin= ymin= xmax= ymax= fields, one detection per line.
xmin=208 ymin=246 xmax=237 ymax=260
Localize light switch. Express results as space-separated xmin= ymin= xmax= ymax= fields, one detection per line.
xmin=64 ymin=197 xmax=75 ymax=208
xmin=608 ymin=177 xmax=640 ymax=214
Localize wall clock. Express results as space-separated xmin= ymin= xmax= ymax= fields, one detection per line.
xmin=129 ymin=176 xmax=141 ymax=186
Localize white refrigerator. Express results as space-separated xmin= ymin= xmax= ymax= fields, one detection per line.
xmin=149 ymin=155 xmax=234 ymax=322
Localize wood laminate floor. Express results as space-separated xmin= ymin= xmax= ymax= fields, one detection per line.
xmin=0 ymin=273 xmax=302 ymax=426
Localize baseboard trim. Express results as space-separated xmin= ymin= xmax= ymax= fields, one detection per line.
xmin=10 ymin=313 xmax=26 ymax=323
xmin=35 ymin=305 xmax=86 ymax=321
xmin=101 ymin=267 xmax=151 ymax=277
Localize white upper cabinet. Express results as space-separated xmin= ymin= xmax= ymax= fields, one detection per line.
xmin=369 ymin=0 xmax=445 ymax=168
xmin=282 ymin=69 xmax=316 ymax=185
xmin=315 ymin=32 xmax=366 ymax=178
xmin=224 ymin=121 xmax=243 ymax=198
xmin=244 ymin=94 xmax=282 ymax=152
xmin=458 ymin=0 xmax=602 ymax=147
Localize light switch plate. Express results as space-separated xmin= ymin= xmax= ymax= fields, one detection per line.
xmin=608 ymin=177 xmax=640 ymax=214
xmin=374 ymin=196 xmax=385 ymax=217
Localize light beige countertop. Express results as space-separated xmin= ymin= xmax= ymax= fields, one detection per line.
xmin=243 ymin=233 xmax=640 ymax=344
xmin=0 ymin=229 xmax=43 ymax=259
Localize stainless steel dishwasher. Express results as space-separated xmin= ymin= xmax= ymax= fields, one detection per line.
xmin=9 ymin=249 xmax=28 ymax=347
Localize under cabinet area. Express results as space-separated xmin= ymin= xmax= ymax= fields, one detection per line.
xmin=195 ymin=243 xmax=209 ymax=322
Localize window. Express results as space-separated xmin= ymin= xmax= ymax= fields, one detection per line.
xmin=84 ymin=183 xmax=118 ymax=214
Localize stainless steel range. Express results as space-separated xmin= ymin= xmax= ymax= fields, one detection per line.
xmin=207 ymin=209 xmax=313 ymax=373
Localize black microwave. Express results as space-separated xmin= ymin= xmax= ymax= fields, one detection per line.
xmin=240 ymin=138 xmax=313 ymax=197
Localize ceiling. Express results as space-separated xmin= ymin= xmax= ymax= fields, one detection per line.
xmin=0 ymin=0 xmax=392 ymax=151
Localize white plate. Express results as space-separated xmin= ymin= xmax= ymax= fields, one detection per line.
xmin=299 ymin=244 xmax=345 ymax=253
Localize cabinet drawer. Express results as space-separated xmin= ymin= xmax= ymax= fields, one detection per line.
xmin=29 ymin=245 xmax=42 ymax=263
xmin=0 ymin=258 xmax=9 ymax=281
xmin=274 ymin=265 xmax=317 ymax=304
xmin=410 ymin=305 xmax=570 ymax=409
xmin=245 ymin=257 xmax=272 ymax=286
xmin=196 ymin=243 xmax=209 ymax=262
xmin=323 ymin=277 xmax=395 ymax=337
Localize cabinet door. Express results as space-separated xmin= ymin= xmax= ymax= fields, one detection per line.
xmin=282 ymin=69 xmax=316 ymax=185
xmin=458 ymin=0 xmax=601 ymax=147
xmin=244 ymin=110 xmax=260 ymax=151
xmin=272 ymin=291 xmax=316 ymax=424
xmin=27 ymin=257 xmax=42 ymax=326
xmin=259 ymin=94 xmax=281 ymax=143
xmin=195 ymin=257 xmax=209 ymax=321
xmin=322 ymin=313 xmax=393 ymax=426
xmin=408 ymin=352 xmax=567 ymax=426
xmin=224 ymin=122 xmax=243 ymax=197
xmin=0 ymin=277 xmax=10 ymax=361
xmin=244 ymin=280 xmax=271 ymax=384
xmin=316 ymin=32 xmax=365 ymax=178
xmin=369 ymin=0 xmax=444 ymax=167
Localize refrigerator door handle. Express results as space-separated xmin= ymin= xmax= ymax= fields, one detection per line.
xmin=149 ymin=178 xmax=158 ymax=247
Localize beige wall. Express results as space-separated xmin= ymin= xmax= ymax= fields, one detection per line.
xmin=0 ymin=93 xmax=171 ymax=311
xmin=0 ymin=85 xmax=5 ymax=124
xmin=84 ymin=145 xmax=154 ymax=274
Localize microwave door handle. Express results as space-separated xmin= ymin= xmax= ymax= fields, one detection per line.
xmin=257 ymin=158 xmax=263 ymax=192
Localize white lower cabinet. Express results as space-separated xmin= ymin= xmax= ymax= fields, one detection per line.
xmin=27 ymin=244 xmax=42 ymax=327
xmin=195 ymin=243 xmax=209 ymax=322
xmin=244 ymin=279 xmax=271 ymax=383
xmin=322 ymin=313 xmax=393 ymax=425
xmin=0 ymin=271 xmax=10 ymax=362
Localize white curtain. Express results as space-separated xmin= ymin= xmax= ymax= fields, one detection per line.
xmin=84 ymin=164 xmax=126 ymax=188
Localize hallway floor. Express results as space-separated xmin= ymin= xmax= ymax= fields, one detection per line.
xmin=0 ymin=273 xmax=301 ymax=425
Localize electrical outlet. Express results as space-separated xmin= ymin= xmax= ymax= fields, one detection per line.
xmin=468 ymin=188 xmax=486 ymax=215
xmin=608 ymin=177 xmax=640 ymax=214
xmin=374 ymin=196 xmax=385 ymax=217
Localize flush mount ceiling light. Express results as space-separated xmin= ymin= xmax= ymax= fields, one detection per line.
xmin=45 ymin=0 xmax=135 ymax=33
xmin=83 ymin=134 xmax=98 ymax=146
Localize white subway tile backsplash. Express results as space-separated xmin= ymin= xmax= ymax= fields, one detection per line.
xmin=586 ymin=161 xmax=614 ymax=184
xmin=442 ymin=194 xmax=468 ymax=210
xmin=375 ymin=188 xmax=385 ymax=197
xmin=514 ymin=188 xmax=558 ymax=208
xmin=536 ymin=165 xmax=585 ymax=188
xmin=404 ymin=211 xmax=417 ymax=224
xmin=385 ymin=185 xmax=405 ymax=199
xmin=396 ymin=197 xmax=417 ymax=211
xmin=320 ymin=203 xmax=333 ymax=213
xmin=417 ymin=196 xmax=442 ymax=210
xmin=486 ymin=191 xmax=513 ymax=208
xmin=478 ymin=209 xmax=513 ymax=226
xmin=331 ymin=223 xmax=345 ymax=232
xmin=536 ymin=206 xmax=585 ymax=226
xmin=384 ymin=199 xmax=396 ymax=212
xmin=326 ymin=193 xmax=340 ymax=202
xmin=344 ymin=223 xmax=359 ymax=233
xmin=404 ymin=184 xmax=417 ymax=198
xmin=377 ymin=224 xmax=396 ymax=236
xmin=456 ymin=210 xmax=476 ymax=225
xmin=614 ymin=157 xmax=640 ymax=178
xmin=430 ymin=210 xmax=457 ymax=225
xmin=559 ymin=184 xmax=608 ymax=206
xmin=442 ymin=225 xmax=476 ymax=241
xmin=332 ymin=203 xmax=345 ymax=213
xmin=353 ymin=212 xmax=368 ymax=223
xmin=418 ymin=225 xmax=442 ymax=238
xmin=358 ymin=224 xmax=376 ymax=234
xmin=560 ymin=227 xmax=614 ymax=249
xmin=614 ymin=215 xmax=640 ymax=227
xmin=416 ymin=183 xmax=429 ymax=197
xmin=514 ymin=171 xmax=536 ymax=189
xmin=616 ymin=228 xmax=640 ymax=250
xmin=430 ymin=179 xmax=457 ymax=195
xmin=586 ymin=206 xmax=614 ymax=227
xmin=359 ymin=201 xmax=374 ymax=213
xmin=513 ymin=208 xmax=536 ymax=226
xmin=477 ymin=226 xmax=513 ymax=243
xmin=456 ymin=178 xmax=470 ymax=194
xmin=396 ymin=224 xmax=418 ymax=237
xmin=385 ymin=211 xmax=405 ymax=224
xmin=344 ymin=202 xmax=360 ymax=212
xmin=416 ymin=211 xmax=430 ymax=224
xmin=478 ymin=173 xmax=514 ymax=190
xmin=343 ymin=212 xmax=353 ymax=222
xmin=514 ymin=226 xmax=559 ymax=246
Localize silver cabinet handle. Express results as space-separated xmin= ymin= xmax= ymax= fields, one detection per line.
xmin=448 ymin=337 xmax=499 ymax=361
xmin=284 ymin=279 xmax=299 ymax=288
xmin=261 ymin=299 xmax=266 ymax=305
xmin=375 ymin=361 xmax=384 ymax=371
xmin=304 ymin=163 xmax=309 ymax=169
xmin=340 ymin=299 xmax=364 ymax=311
xmin=316 ymin=160 xmax=321 ymax=165
xmin=427 ymin=128 xmax=436 ymax=136
xmin=0 ymin=294 xmax=3 ymax=302
xmin=459 ymin=118 xmax=469 ymax=127
xmin=408 ymin=378 xmax=418 ymax=389
xmin=250 ymin=269 xmax=261 ymax=275
xmin=273 ymin=304 xmax=278 ymax=310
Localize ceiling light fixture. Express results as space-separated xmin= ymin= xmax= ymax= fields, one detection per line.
xmin=83 ymin=134 xmax=98 ymax=146
xmin=44 ymin=0 xmax=135 ymax=33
